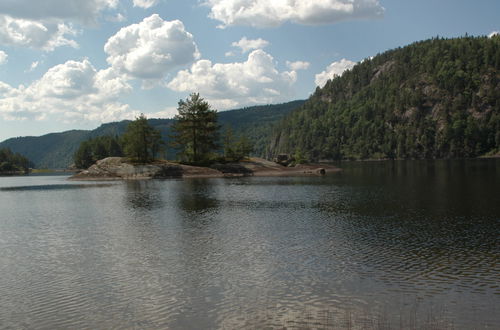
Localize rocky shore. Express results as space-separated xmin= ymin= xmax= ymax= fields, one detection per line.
xmin=70 ymin=157 xmax=340 ymax=180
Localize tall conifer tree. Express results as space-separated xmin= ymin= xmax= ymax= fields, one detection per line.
xmin=170 ymin=93 xmax=220 ymax=163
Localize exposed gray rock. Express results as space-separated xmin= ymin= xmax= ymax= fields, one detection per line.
xmin=70 ymin=157 xmax=340 ymax=180
xmin=71 ymin=157 xmax=182 ymax=180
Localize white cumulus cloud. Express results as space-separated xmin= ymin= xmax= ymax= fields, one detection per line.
xmin=0 ymin=59 xmax=136 ymax=123
xmin=206 ymin=0 xmax=384 ymax=28
xmin=168 ymin=49 xmax=299 ymax=109
xmin=33 ymin=59 xmax=98 ymax=98
xmin=0 ymin=50 xmax=7 ymax=65
xmin=0 ymin=15 xmax=78 ymax=51
xmin=149 ymin=106 xmax=178 ymax=119
xmin=133 ymin=0 xmax=160 ymax=9
xmin=231 ymin=37 xmax=269 ymax=53
xmin=286 ymin=60 xmax=310 ymax=71
xmin=0 ymin=0 xmax=118 ymax=51
xmin=315 ymin=58 xmax=356 ymax=87
xmin=104 ymin=14 xmax=200 ymax=86
xmin=0 ymin=0 xmax=118 ymax=25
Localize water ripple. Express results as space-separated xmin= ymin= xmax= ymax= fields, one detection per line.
xmin=0 ymin=161 xmax=499 ymax=329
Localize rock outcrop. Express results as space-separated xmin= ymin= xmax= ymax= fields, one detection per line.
xmin=70 ymin=157 xmax=340 ymax=180
xmin=71 ymin=157 xmax=184 ymax=180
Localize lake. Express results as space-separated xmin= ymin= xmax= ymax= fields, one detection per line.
xmin=0 ymin=159 xmax=498 ymax=329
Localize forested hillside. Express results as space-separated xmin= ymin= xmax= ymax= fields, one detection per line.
xmin=0 ymin=100 xmax=303 ymax=168
xmin=0 ymin=131 xmax=90 ymax=169
xmin=219 ymin=100 xmax=305 ymax=156
xmin=269 ymin=36 xmax=500 ymax=160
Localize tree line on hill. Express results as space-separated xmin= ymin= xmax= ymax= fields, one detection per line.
xmin=74 ymin=93 xmax=254 ymax=168
xmin=0 ymin=100 xmax=302 ymax=169
xmin=268 ymin=35 xmax=500 ymax=161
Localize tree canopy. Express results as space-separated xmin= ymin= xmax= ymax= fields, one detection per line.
xmin=122 ymin=114 xmax=164 ymax=163
xmin=74 ymin=135 xmax=123 ymax=169
xmin=0 ymin=148 xmax=33 ymax=174
xmin=170 ymin=93 xmax=220 ymax=163
xmin=73 ymin=114 xmax=163 ymax=168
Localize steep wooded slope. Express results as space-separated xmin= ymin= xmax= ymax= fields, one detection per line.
xmin=269 ymin=36 xmax=500 ymax=160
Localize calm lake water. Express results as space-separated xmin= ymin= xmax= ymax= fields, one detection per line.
xmin=0 ymin=160 xmax=498 ymax=329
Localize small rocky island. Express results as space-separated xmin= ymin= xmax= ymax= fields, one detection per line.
xmin=70 ymin=157 xmax=340 ymax=180
xmin=70 ymin=97 xmax=340 ymax=181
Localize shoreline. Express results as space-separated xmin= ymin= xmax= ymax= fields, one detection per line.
xmin=69 ymin=157 xmax=341 ymax=181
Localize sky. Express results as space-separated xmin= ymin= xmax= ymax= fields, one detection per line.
xmin=0 ymin=0 xmax=499 ymax=142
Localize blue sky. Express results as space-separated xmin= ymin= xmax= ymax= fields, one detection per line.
xmin=0 ymin=0 xmax=498 ymax=142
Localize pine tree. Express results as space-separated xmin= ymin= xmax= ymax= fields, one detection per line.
xmin=74 ymin=141 xmax=94 ymax=168
xmin=170 ymin=93 xmax=220 ymax=163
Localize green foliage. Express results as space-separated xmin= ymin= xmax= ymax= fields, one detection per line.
xmin=74 ymin=141 xmax=93 ymax=169
xmin=170 ymin=93 xmax=220 ymax=163
xmin=292 ymin=149 xmax=308 ymax=165
xmin=218 ymin=100 xmax=305 ymax=157
xmin=0 ymin=148 xmax=33 ymax=173
xmin=270 ymin=36 xmax=500 ymax=160
xmin=223 ymin=126 xmax=236 ymax=160
xmin=223 ymin=126 xmax=253 ymax=162
xmin=73 ymin=135 xmax=123 ymax=169
xmin=122 ymin=114 xmax=164 ymax=163
xmin=234 ymin=135 xmax=253 ymax=160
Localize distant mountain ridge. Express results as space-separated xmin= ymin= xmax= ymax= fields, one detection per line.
xmin=0 ymin=100 xmax=304 ymax=168
xmin=269 ymin=36 xmax=500 ymax=160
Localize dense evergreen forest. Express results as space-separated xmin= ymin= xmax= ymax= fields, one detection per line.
xmin=0 ymin=101 xmax=303 ymax=168
xmin=0 ymin=148 xmax=33 ymax=174
xmin=269 ymin=36 xmax=500 ymax=160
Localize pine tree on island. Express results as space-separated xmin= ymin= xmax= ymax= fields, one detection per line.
xmin=170 ymin=93 xmax=220 ymax=164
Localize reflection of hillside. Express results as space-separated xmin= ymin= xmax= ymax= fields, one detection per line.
xmin=175 ymin=179 xmax=219 ymax=214
xmin=315 ymin=159 xmax=500 ymax=296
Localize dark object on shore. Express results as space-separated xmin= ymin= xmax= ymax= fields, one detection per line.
xmin=274 ymin=154 xmax=293 ymax=166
